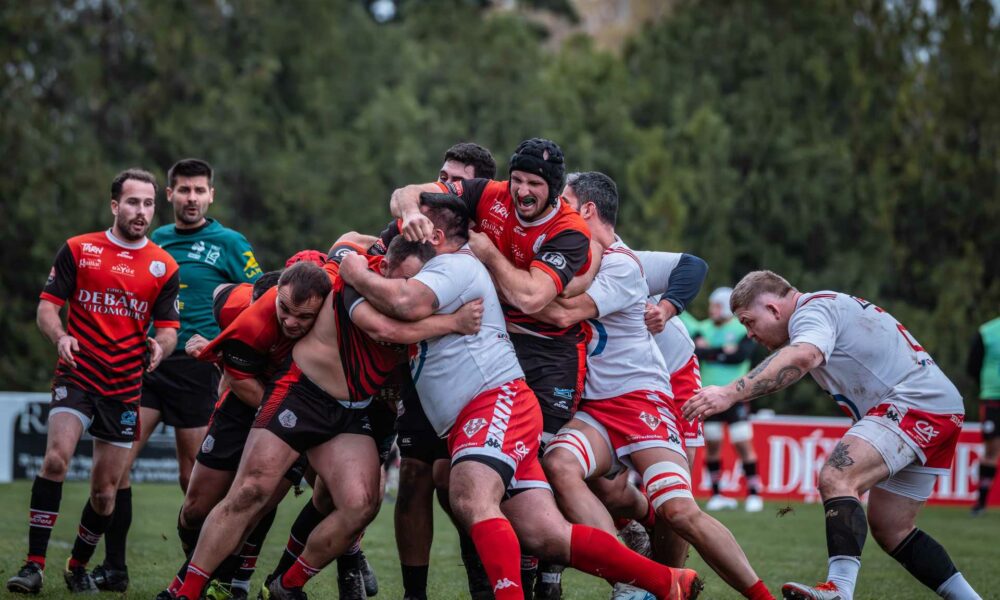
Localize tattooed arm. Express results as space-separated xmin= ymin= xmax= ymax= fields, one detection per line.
xmin=682 ymin=342 xmax=825 ymax=421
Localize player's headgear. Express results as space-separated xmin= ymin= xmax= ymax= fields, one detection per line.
xmin=710 ymin=287 xmax=734 ymax=319
xmin=285 ymin=249 xmax=328 ymax=268
xmin=508 ymin=138 xmax=565 ymax=206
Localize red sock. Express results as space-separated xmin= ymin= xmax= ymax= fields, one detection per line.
xmin=27 ymin=555 xmax=45 ymax=569
xmin=469 ymin=518 xmax=522 ymax=599
xmin=68 ymin=557 xmax=85 ymax=569
xmin=176 ymin=563 xmax=211 ymax=599
xmin=569 ymin=524 xmax=674 ymax=596
xmin=282 ymin=556 xmax=320 ymax=589
xmin=168 ymin=575 xmax=183 ymax=595
xmin=639 ymin=498 xmax=656 ymax=529
xmin=613 ymin=517 xmax=631 ymax=530
xmin=744 ymin=579 xmax=774 ymax=600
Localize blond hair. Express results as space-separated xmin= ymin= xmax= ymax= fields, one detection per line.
xmin=730 ymin=270 xmax=795 ymax=312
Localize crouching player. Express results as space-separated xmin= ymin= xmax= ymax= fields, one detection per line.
xmin=683 ymin=271 xmax=981 ymax=600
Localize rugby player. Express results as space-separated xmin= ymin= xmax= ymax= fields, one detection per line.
xmin=967 ymin=316 xmax=1000 ymax=515
xmin=683 ymin=270 xmax=982 ymax=600
xmin=7 ymin=169 xmax=180 ymax=595
xmin=535 ymin=172 xmax=773 ymax=600
xmin=93 ymin=159 xmax=263 ymax=592
xmin=339 ymin=192 xmax=703 ymax=600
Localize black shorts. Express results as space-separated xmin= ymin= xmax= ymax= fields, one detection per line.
xmin=396 ymin=387 xmax=449 ymax=464
xmin=254 ymin=363 xmax=374 ymax=454
xmin=196 ymin=391 xmax=256 ymax=472
xmin=981 ymin=400 xmax=1000 ymax=441
xmin=368 ymin=399 xmax=398 ymax=466
xmin=706 ymin=401 xmax=750 ymax=424
xmin=510 ymin=333 xmax=586 ymax=435
xmin=50 ymin=382 xmax=139 ymax=445
xmin=142 ymin=352 xmax=220 ymax=428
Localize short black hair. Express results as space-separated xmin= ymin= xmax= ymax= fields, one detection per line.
xmin=167 ymin=158 xmax=214 ymax=188
xmin=566 ymin=171 xmax=618 ymax=226
xmin=252 ymin=270 xmax=283 ymax=301
xmin=277 ymin=261 xmax=331 ymax=305
xmin=444 ymin=142 xmax=497 ymax=179
xmin=420 ymin=192 xmax=470 ymax=245
xmin=111 ymin=168 xmax=158 ymax=201
xmin=384 ymin=236 xmax=436 ymax=272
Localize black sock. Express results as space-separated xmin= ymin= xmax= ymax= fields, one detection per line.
xmin=536 ymin=561 xmax=564 ymax=590
xmin=459 ymin=528 xmax=491 ymax=596
xmin=337 ymin=549 xmax=361 ymax=576
xmin=890 ymin=528 xmax=959 ymax=592
xmin=214 ymin=553 xmax=243 ymax=584
xmin=976 ymin=463 xmax=995 ymax=508
xmin=743 ymin=461 xmax=760 ymax=495
xmin=271 ymin=499 xmax=326 ymax=578
xmin=707 ymin=459 xmax=722 ymax=495
xmin=102 ymin=487 xmax=131 ymax=571
xmin=70 ymin=499 xmax=113 ymax=566
xmin=824 ymin=496 xmax=867 ymax=559
xmin=27 ymin=476 xmax=63 ymax=568
xmin=177 ymin=511 xmax=201 ymax=558
xmin=401 ymin=564 xmax=428 ymax=598
xmin=234 ymin=507 xmax=277 ymax=585
xmin=521 ymin=555 xmax=538 ymax=600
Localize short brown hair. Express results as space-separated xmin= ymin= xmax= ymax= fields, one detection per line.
xmin=277 ymin=261 xmax=331 ymax=305
xmin=111 ymin=168 xmax=158 ymax=201
xmin=730 ymin=270 xmax=795 ymax=311
xmin=384 ymin=236 xmax=435 ymax=272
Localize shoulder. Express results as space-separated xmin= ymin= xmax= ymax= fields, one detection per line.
xmin=66 ymin=231 xmax=104 ymax=248
xmin=213 ymin=221 xmax=252 ymax=245
xmin=551 ymin=204 xmax=590 ymax=238
xmin=150 ymin=224 xmax=172 ymax=242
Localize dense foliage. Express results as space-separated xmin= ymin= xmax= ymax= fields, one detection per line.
xmin=2 ymin=0 xmax=996 ymax=415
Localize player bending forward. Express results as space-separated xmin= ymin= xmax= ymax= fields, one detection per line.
xmin=684 ymin=270 xmax=981 ymax=600
xmin=339 ymin=193 xmax=702 ymax=600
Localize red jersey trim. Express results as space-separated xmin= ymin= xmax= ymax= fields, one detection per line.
xmin=799 ymin=293 xmax=838 ymax=308
xmin=39 ymin=292 xmax=66 ymax=307
xmin=153 ymin=320 xmax=181 ymax=329
xmin=531 ymin=261 xmax=565 ymax=294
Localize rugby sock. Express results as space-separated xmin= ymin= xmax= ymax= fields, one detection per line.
xmin=744 ymin=461 xmax=761 ymax=496
xmin=282 ymin=556 xmax=321 ymax=589
xmin=213 ymin=553 xmax=243 ymax=584
xmin=102 ymin=487 xmax=131 ymax=571
xmin=521 ymin=556 xmax=538 ymax=600
xmin=401 ymin=564 xmax=429 ymax=599
xmin=640 ymin=496 xmax=656 ymax=528
xmin=707 ymin=459 xmax=722 ymax=495
xmin=743 ymin=579 xmax=775 ymax=600
xmin=233 ymin=507 xmax=276 ymax=588
xmin=469 ymin=518 xmax=522 ymax=599
xmin=176 ymin=562 xmax=211 ymax=599
xmin=27 ymin=476 xmax=62 ymax=568
xmin=536 ymin=562 xmax=563 ymax=591
xmin=177 ymin=511 xmax=201 ymax=557
xmin=975 ymin=463 xmax=995 ymax=509
xmin=823 ymin=496 xmax=867 ymax=600
xmin=271 ymin=499 xmax=325 ymax=577
xmin=889 ymin=528 xmax=976 ymax=597
xmin=568 ymin=524 xmax=678 ymax=597
xmin=337 ymin=546 xmax=361 ymax=574
xmin=935 ymin=573 xmax=983 ymax=599
xmin=69 ymin=499 xmax=113 ymax=568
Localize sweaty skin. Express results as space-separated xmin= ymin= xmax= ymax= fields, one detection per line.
xmin=293 ymin=292 xmax=350 ymax=399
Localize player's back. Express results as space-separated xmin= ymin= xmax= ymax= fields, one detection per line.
xmin=652 ymin=316 xmax=696 ymax=375
xmin=791 ymin=291 xmax=963 ymax=419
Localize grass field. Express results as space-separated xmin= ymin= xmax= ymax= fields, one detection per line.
xmin=0 ymin=481 xmax=996 ymax=599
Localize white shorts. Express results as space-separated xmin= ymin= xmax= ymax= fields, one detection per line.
xmin=845 ymin=419 xmax=936 ymax=502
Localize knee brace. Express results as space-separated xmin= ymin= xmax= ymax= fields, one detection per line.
xmin=545 ymin=429 xmax=597 ymax=479
xmin=643 ymin=462 xmax=693 ymax=510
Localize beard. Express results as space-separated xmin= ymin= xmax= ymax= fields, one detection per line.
xmin=175 ymin=203 xmax=205 ymax=225
xmin=116 ymin=213 xmax=149 ymax=241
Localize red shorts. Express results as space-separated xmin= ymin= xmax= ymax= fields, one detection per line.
xmin=448 ymin=378 xmax=549 ymax=494
xmin=863 ymin=403 xmax=964 ymax=472
xmin=576 ymin=389 xmax=685 ymax=469
xmin=669 ymin=355 xmax=703 ymax=448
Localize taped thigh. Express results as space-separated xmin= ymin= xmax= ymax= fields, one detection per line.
xmin=544 ymin=427 xmax=599 ymax=479
xmin=643 ymin=461 xmax=693 ymax=510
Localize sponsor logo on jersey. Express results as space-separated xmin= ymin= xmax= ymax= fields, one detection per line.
xmin=76 ymin=289 xmax=149 ymax=319
xmin=532 ymin=234 xmax=547 ymax=254
xmin=552 ymin=400 xmax=569 ymax=411
xmin=540 ymin=252 xmax=566 ymax=270
xmin=79 ymin=258 xmax=102 ymax=270
xmin=120 ymin=410 xmax=137 ymax=426
xmin=205 ymin=244 xmax=222 ymax=265
xmin=490 ymin=201 xmax=509 ymax=219
xmin=81 ymin=243 xmax=104 ymax=256
xmin=278 ymin=409 xmax=298 ymax=429
xmin=46 ymin=267 xmax=56 ymax=286
xmin=330 ymin=246 xmax=355 ymax=263
xmin=885 ymin=406 xmax=902 ymax=424
xmin=494 ymin=578 xmax=519 ymax=591
xmin=481 ymin=220 xmax=503 ymax=237
xmin=117 ymin=250 xmax=133 ymax=259
xmin=639 ymin=412 xmax=661 ymax=430
xmin=29 ymin=510 xmax=57 ymax=528
xmin=513 ymin=440 xmax=530 ymax=460
xmin=485 ymin=385 xmax=515 ymax=449
xmin=112 ymin=263 xmax=136 ymax=277
xmin=243 ymin=251 xmax=262 ymax=279
xmin=201 ymin=434 xmax=215 ymax=454
xmin=513 ymin=225 xmax=526 ymax=237
xmin=149 ymin=260 xmax=167 ymax=278
xmin=463 ymin=417 xmax=487 ymax=438
xmin=188 ymin=241 xmax=206 ymax=259
xmin=553 ymin=387 xmax=574 ymax=401
xmin=912 ymin=420 xmax=939 ymax=445
xmin=53 ymin=386 xmax=67 ymax=401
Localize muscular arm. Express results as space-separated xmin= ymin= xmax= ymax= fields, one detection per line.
xmin=152 ymin=327 xmax=178 ymax=357
xmin=36 ymin=299 xmax=67 ymax=344
xmin=339 ymin=260 xmax=439 ymax=321
xmin=559 ymin=239 xmax=603 ymax=299
xmin=333 ymin=232 xmax=379 ymax=253
xmin=228 ymin=375 xmax=265 ymax=409
xmin=531 ymin=293 xmax=598 ymax=330
xmin=350 ymin=300 xmax=482 ymax=344
xmin=473 ymin=238 xmax=558 ymax=314
xmin=389 ymin=183 xmax=446 ymax=242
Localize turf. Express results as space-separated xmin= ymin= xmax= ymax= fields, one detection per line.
xmin=0 ymin=481 xmax=995 ymax=599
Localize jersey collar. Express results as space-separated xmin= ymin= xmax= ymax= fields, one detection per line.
xmin=515 ymin=197 xmax=562 ymax=229
xmin=105 ymin=228 xmax=149 ymax=250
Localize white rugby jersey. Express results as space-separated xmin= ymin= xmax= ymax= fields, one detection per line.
xmin=789 ymin=291 xmax=963 ymax=420
xmin=409 ymin=245 xmax=524 ymax=436
xmin=584 ymin=238 xmax=670 ymax=400
xmin=653 ymin=316 xmax=696 ymax=375
xmin=635 ymin=250 xmax=682 ymax=297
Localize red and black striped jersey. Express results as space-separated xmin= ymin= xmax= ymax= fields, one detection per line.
xmin=41 ymin=230 xmax=180 ymax=403
xmin=198 ymin=286 xmax=292 ymax=382
xmin=212 ymin=282 xmax=253 ymax=329
xmin=440 ymin=179 xmax=592 ymax=341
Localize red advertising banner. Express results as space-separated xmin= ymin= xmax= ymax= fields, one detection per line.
xmin=689 ymin=415 xmax=997 ymax=506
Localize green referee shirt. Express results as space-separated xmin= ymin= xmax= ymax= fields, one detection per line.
xmin=151 ymin=219 xmax=262 ymax=347
xmin=979 ymin=317 xmax=1000 ymax=399
xmin=690 ymin=317 xmax=751 ymax=386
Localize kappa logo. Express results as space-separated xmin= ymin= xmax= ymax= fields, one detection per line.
xmin=81 ymin=243 xmax=104 ymax=255
xmin=885 ymin=406 xmax=902 ymax=424
xmin=463 ymin=417 xmax=487 ymax=438
xmin=540 ymin=252 xmax=566 ymax=269
xmin=149 ymin=260 xmax=167 ymax=278
xmin=53 ymin=386 xmax=67 ymax=401
xmin=494 ymin=578 xmax=519 ymax=592
xmin=112 ymin=263 xmax=135 ymax=277
xmin=201 ymin=434 xmax=215 ymax=454
xmin=532 ymin=233 xmax=547 ymax=254
xmin=639 ymin=412 xmax=660 ymax=430
xmin=278 ymin=409 xmax=298 ymax=429
xmin=912 ymin=420 xmax=939 ymax=445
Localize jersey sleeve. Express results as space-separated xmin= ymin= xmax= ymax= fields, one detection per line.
xmin=412 ymin=256 xmax=475 ymax=309
xmin=437 ymin=178 xmax=489 ymax=219
xmin=531 ymin=230 xmax=590 ymax=294
xmin=586 ymin=253 xmax=647 ymax=318
xmin=152 ymin=270 xmax=181 ymax=329
xmin=219 ymin=340 xmax=269 ymax=379
xmin=40 ymin=243 xmax=77 ymax=305
xmin=789 ymin=298 xmax=839 ymax=362
xmin=636 ymin=251 xmax=682 ymax=296
xmin=342 ymin=284 xmax=368 ymax=318
xmin=369 ymin=220 xmax=401 ymax=256
xmin=230 ymin=234 xmax=263 ymax=283
xmin=328 ymin=241 xmax=366 ymax=263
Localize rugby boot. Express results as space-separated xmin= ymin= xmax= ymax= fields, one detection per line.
xmin=667 ymin=568 xmax=702 ymax=600
xmin=155 ymin=590 xmax=177 ymax=600
xmin=781 ymin=581 xmax=844 ymax=600
xmin=91 ymin=564 xmax=129 ymax=592
xmin=257 ymin=574 xmax=275 ymax=600
xmin=617 ymin=520 xmax=652 ymax=557
xmin=63 ymin=559 xmax=98 ymax=593
xmin=6 ymin=561 xmax=43 ymax=594
xmin=337 ymin=568 xmax=365 ymax=600
xmin=230 ymin=586 xmax=249 ymax=600
xmin=204 ymin=580 xmax=235 ymax=600
xmin=358 ymin=551 xmax=378 ymax=597
xmin=463 ymin=552 xmax=493 ymax=600
xmin=266 ymin=576 xmax=308 ymax=600
xmin=610 ymin=583 xmax=655 ymax=599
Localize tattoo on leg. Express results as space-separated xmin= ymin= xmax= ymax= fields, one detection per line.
xmin=827 ymin=442 xmax=855 ymax=471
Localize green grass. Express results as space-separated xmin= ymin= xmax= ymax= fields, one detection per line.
xmin=0 ymin=481 xmax=996 ymax=599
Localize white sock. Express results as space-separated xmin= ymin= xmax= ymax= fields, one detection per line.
xmin=826 ymin=555 xmax=861 ymax=600
xmin=936 ymin=572 xmax=982 ymax=600
xmin=231 ymin=579 xmax=251 ymax=592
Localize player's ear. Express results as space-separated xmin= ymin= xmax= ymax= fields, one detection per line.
xmin=110 ymin=198 xmax=119 ymax=216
